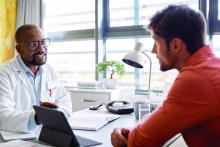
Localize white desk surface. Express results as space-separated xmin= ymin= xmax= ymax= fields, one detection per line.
xmin=0 ymin=108 xmax=182 ymax=147
xmin=73 ymin=108 xmax=181 ymax=147
xmin=73 ymin=108 xmax=138 ymax=147
xmin=0 ymin=108 xmax=136 ymax=147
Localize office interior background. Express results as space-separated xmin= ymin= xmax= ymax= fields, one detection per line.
xmin=8 ymin=0 xmax=220 ymax=95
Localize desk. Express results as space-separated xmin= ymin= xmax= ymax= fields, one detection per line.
xmin=73 ymin=109 xmax=182 ymax=147
xmin=0 ymin=108 xmax=135 ymax=147
xmin=0 ymin=109 xmax=183 ymax=147
xmin=74 ymin=109 xmax=137 ymax=147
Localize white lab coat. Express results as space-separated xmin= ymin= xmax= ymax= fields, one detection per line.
xmin=0 ymin=56 xmax=72 ymax=132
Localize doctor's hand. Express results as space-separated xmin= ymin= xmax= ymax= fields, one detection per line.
xmin=35 ymin=102 xmax=59 ymax=125
xmin=111 ymin=128 xmax=130 ymax=147
xmin=40 ymin=101 xmax=59 ymax=108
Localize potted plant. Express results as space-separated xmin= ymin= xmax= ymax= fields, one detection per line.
xmin=96 ymin=60 xmax=125 ymax=89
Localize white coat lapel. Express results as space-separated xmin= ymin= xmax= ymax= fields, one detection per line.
xmin=11 ymin=58 xmax=36 ymax=105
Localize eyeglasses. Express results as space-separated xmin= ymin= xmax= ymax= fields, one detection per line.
xmin=18 ymin=38 xmax=50 ymax=50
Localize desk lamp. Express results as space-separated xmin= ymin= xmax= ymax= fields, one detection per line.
xmin=122 ymin=42 xmax=152 ymax=108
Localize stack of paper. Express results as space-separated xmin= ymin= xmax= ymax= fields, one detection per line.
xmin=0 ymin=131 xmax=36 ymax=141
xmin=68 ymin=113 xmax=120 ymax=131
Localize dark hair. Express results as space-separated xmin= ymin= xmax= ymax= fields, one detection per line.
xmin=147 ymin=5 xmax=206 ymax=54
xmin=15 ymin=24 xmax=39 ymax=43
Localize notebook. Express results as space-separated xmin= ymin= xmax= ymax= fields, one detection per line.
xmin=33 ymin=105 xmax=102 ymax=147
xmin=68 ymin=112 xmax=120 ymax=131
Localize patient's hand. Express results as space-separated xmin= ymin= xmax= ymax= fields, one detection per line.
xmin=111 ymin=128 xmax=129 ymax=147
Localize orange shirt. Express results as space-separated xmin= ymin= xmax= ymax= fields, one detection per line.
xmin=128 ymin=45 xmax=220 ymax=147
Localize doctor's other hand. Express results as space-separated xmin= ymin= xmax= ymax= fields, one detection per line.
xmin=111 ymin=128 xmax=129 ymax=147
xmin=35 ymin=102 xmax=59 ymax=125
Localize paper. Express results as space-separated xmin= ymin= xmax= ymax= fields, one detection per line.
xmin=0 ymin=131 xmax=36 ymax=141
xmin=0 ymin=140 xmax=49 ymax=147
xmin=68 ymin=113 xmax=120 ymax=131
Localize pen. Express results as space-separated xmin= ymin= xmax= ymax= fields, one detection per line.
xmin=49 ymin=89 xmax=52 ymax=97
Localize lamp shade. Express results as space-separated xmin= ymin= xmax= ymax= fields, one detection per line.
xmin=122 ymin=42 xmax=144 ymax=68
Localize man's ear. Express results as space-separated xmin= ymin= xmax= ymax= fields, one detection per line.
xmin=15 ymin=44 xmax=21 ymax=54
xmin=169 ymin=38 xmax=184 ymax=53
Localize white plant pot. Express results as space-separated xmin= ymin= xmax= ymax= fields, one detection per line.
xmin=104 ymin=79 xmax=118 ymax=89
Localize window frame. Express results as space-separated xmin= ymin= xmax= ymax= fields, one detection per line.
xmin=208 ymin=0 xmax=220 ymax=34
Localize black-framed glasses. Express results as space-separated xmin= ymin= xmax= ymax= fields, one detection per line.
xmin=18 ymin=38 xmax=50 ymax=50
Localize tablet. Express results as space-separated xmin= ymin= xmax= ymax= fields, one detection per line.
xmin=33 ymin=105 xmax=102 ymax=147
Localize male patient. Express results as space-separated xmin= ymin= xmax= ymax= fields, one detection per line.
xmin=111 ymin=5 xmax=220 ymax=147
xmin=0 ymin=24 xmax=72 ymax=132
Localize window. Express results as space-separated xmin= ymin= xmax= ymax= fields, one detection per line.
xmin=211 ymin=35 xmax=220 ymax=57
xmin=44 ymin=0 xmax=95 ymax=32
xmin=106 ymin=0 xmax=198 ymax=91
xmin=206 ymin=1 xmax=220 ymax=59
xmin=44 ymin=0 xmax=206 ymax=93
xmin=109 ymin=0 xmax=198 ymax=27
xmin=43 ymin=0 xmax=96 ymax=84
xmin=104 ymin=37 xmax=178 ymax=91
xmin=218 ymin=1 xmax=220 ymax=20
xmin=47 ymin=40 xmax=95 ymax=82
xmin=209 ymin=0 xmax=220 ymax=33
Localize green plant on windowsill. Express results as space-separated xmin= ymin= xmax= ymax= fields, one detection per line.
xmin=96 ymin=60 xmax=125 ymax=79
xmin=96 ymin=60 xmax=125 ymax=88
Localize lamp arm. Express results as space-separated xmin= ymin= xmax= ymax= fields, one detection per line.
xmin=141 ymin=51 xmax=152 ymax=100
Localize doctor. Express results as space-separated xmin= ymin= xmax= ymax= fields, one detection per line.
xmin=0 ymin=24 xmax=72 ymax=132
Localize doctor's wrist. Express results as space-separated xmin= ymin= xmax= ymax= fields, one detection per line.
xmin=34 ymin=114 xmax=41 ymax=125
